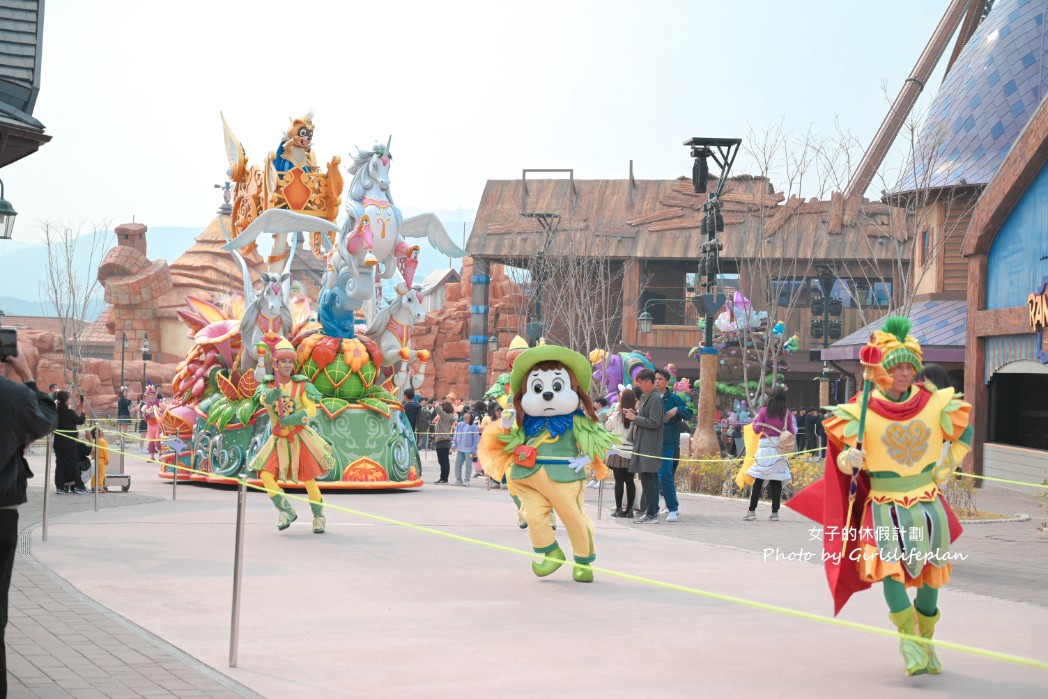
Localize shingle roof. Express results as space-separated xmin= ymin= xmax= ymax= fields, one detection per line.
xmin=418 ymin=268 xmax=460 ymax=296
xmin=0 ymin=0 xmax=45 ymax=117
xmin=897 ymin=0 xmax=1048 ymax=191
xmin=830 ymin=300 xmax=967 ymax=349
xmin=0 ymin=314 xmax=81 ymax=335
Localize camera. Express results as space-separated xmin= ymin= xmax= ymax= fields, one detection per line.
xmin=0 ymin=327 xmax=17 ymax=361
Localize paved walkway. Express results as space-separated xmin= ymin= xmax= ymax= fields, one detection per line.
xmin=8 ymin=479 xmax=261 ymax=698
xmin=8 ymin=447 xmax=1048 ymax=697
xmin=597 ymin=471 xmax=1048 ymax=608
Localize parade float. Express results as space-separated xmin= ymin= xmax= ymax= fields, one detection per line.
xmin=690 ymin=290 xmax=798 ymax=410
xmin=157 ymin=113 xmax=464 ymax=489
xmin=588 ymin=348 xmax=657 ymax=404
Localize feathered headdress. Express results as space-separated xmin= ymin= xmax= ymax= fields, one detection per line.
xmin=866 ymin=316 xmax=923 ymax=391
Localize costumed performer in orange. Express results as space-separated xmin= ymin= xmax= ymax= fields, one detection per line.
xmin=87 ymin=426 xmax=109 ymax=493
xmin=478 ymin=345 xmax=616 ymax=582
xmin=250 ymin=337 xmax=336 ymax=533
xmin=787 ymin=317 xmax=972 ymax=676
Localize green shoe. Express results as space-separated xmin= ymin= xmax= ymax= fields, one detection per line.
xmin=915 ymin=608 xmax=942 ymax=675
xmin=271 ymin=494 xmax=298 ymax=531
xmin=307 ymin=499 xmax=325 ymax=533
xmin=572 ymin=561 xmax=594 ymax=583
xmin=277 ymin=508 xmax=298 ymax=531
xmin=888 ymin=606 xmax=929 ymax=676
xmin=531 ymin=546 xmax=565 ymax=577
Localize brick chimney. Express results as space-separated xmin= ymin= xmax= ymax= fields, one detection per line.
xmin=115 ymin=222 xmax=147 ymax=256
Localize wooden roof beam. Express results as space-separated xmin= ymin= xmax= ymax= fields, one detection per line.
xmin=844 ymin=0 xmax=972 ymax=198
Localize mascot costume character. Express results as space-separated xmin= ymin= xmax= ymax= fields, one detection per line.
xmin=250 ymin=337 xmax=336 ymax=533
xmin=479 ymin=345 xmax=616 ymax=582
xmin=788 ymin=317 xmax=972 ymax=676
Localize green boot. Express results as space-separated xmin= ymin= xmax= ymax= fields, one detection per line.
xmin=271 ymin=494 xmax=298 ymax=531
xmin=531 ymin=545 xmax=565 ymax=577
xmin=572 ymin=557 xmax=594 ymax=583
xmin=310 ymin=501 xmax=326 ymax=534
xmin=915 ymin=608 xmax=942 ymax=675
xmin=888 ymin=606 xmax=929 ymax=676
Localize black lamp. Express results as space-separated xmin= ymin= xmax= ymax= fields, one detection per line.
xmin=488 ymin=334 xmax=499 ymax=353
xmin=816 ymin=264 xmax=836 ymax=296
xmin=638 ymin=310 xmax=654 ymax=334
xmin=0 ymin=179 xmax=17 ymax=240
xmin=810 ymin=294 xmax=825 ymax=317
xmin=692 ymin=154 xmax=709 ymax=194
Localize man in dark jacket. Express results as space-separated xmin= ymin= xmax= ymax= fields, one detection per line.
xmin=626 ymin=370 xmax=663 ymax=524
xmin=794 ymin=408 xmax=807 ymax=453
xmin=417 ymin=399 xmax=433 ymax=451
xmin=402 ymin=387 xmax=421 ymax=431
xmin=0 ymin=351 xmax=58 ymax=696
xmin=654 ymin=368 xmax=692 ymax=522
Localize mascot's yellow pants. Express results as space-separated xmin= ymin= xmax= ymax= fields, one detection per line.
xmin=513 ymin=468 xmax=594 ymax=562
xmin=260 ymin=470 xmax=323 ymax=509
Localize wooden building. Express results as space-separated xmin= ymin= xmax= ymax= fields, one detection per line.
xmin=464 ymin=172 xmax=905 ymax=405
xmin=962 ymin=92 xmax=1048 ymax=487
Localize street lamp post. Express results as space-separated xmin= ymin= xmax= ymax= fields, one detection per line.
xmin=119 ymin=332 xmax=128 ymax=391
xmin=683 ymin=137 xmax=741 ymax=459
xmin=811 ymin=264 xmax=842 ymax=406
xmin=140 ymin=333 xmax=152 ymax=393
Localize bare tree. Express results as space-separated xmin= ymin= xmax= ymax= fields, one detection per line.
xmin=503 ymin=208 xmax=639 ymax=393
xmin=39 ymin=220 xmax=110 ymax=395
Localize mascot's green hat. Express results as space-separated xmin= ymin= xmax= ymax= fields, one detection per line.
xmin=509 ymin=345 xmax=592 ymax=396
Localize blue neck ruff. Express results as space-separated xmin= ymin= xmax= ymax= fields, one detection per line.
xmin=523 ymin=409 xmax=584 ymax=438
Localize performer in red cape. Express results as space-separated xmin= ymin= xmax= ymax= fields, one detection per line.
xmin=787 ymin=317 xmax=972 ymax=677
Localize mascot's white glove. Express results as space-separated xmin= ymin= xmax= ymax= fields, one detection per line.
xmin=837 ymin=447 xmax=865 ymax=475
xmin=568 ymin=455 xmax=592 ymax=473
xmin=500 ymin=408 xmax=515 ymax=429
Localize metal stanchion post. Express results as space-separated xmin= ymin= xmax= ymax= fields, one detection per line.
xmin=229 ymin=467 xmax=248 ymax=668
xmin=119 ymin=433 xmax=125 ymax=475
xmin=42 ymin=438 xmax=52 ymax=542
xmin=172 ymin=448 xmax=178 ymax=501
xmin=93 ymin=431 xmax=99 ymax=513
xmin=596 ymin=479 xmax=604 ymax=520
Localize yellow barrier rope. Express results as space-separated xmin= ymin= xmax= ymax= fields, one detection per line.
xmin=74 ymin=424 xmax=1048 ymax=490
xmin=955 ymin=471 xmax=1048 ymax=490
xmin=52 ymin=434 xmax=1048 ymax=672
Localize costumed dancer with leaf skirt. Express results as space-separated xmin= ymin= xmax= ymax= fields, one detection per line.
xmin=250 ymin=338 xmax=336 ymax=533
xmin=788 ymin=317 xmax=972 ymax=676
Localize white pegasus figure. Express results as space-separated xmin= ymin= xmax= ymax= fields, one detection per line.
xmin=364 ymin=285 xmax=430 ymax=397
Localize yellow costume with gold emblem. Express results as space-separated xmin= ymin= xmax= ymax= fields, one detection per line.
xmin=823 ymin=383 xmax=971 ymax=587
xmin=789 ymin=316 xmax=973 ymax=677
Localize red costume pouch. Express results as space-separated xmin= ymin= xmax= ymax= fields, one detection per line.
xmin=512 ymin=444 xmax=538 ymax=468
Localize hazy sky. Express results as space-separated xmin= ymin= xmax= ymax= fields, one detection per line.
xmin=6 ymin=0 xmax=953 ymax=243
